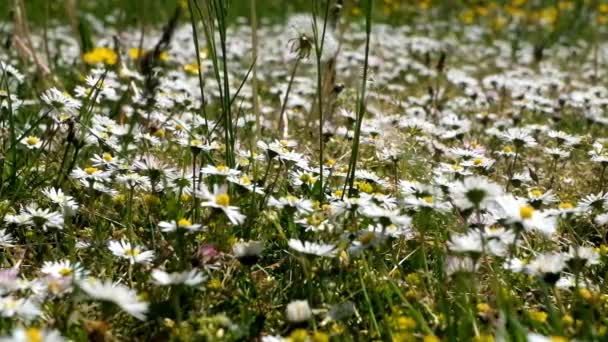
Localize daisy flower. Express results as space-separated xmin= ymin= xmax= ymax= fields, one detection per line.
xmin=41 ymin=260 xmax=87 ymax=279
xmin=22 ymin=206 xmax=64 ymax=230
xmin=20 ymin=136 xmax=42 ymax=149
xmin=41 ymin=187 xmax=79 ymax=214
xmin=232 ymin=240 xmax=264 ymax=265
xmin=71 ymin=166 xmax=111 ymax=182
xmin=0 ymin=296 xmax=41 ymax=321
xmin=158 ymin=218 xmax=202 ymax=232
xmin=227 ymin=175 xmax=265 ymax=194
xmin=78 ymin=278 xmax=149 ymax=320
xmin=0 ymin=229 xmax=15 ymax=247
xmin=288 ymin=239 xmax=336 ymax=257
xmin=268 ymin=195 xmax=313 ymax=213
xmin=91 ymin=153 xmax=121 ymax=168
xmin=0 ymin=327 xmax=66 ymax=342
xmin=449 ymin=176 xmax=503 ymax=211
xmin=199 ymin=184 xmax=246 ymax=225
xmin=151 ymin=269 xmax=206 ymax=287
xmin=201 ymin=164 xmax=241 ymax=177
xmin=493 ymin=195 xmax=557 ymax=236
xmin=108 ymin=239 xmax=155 ymax=265
xmin=40 ymin=87 xmax=81 ymax=115
xmin=498 ymin=128 xmax=537 ymax=148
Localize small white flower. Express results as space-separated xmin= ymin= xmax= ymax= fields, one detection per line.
xmin=151 ymin=269 xmax=205 ymax=287
xmin=199 ymin=184 xmax=246 ymax=225
xmin=41 ymin=260 xmax=87 ymax=279
xmin=158 ymin=218 xmax=202 ymax=232
xmin=20 ymin=136 xmax=42 ymax=149
xmin=0 ymin=327 xmax=66 ymax=342
xmin=108 ymin=239 xmax=155 ymax=265
xmin=288 ymin=239 xmax=336 ymax=257
xmin=78 ymin=278 xmax=149 ymax=320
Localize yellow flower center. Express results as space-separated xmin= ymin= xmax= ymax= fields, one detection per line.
xmin=175 ymin=123 xmax=184 ymax=130
xmin=325 ymin=159 xmax=336 ymax=166
xmin=530 ymin=189 xmax=543 ymax=197
xmin=422 ymin=196 xmax=434 ymax=204
xmin=154 ymin=128 xmax=165 ymax=138
xmin=549 ymin=337 xmax=568 ymax=342
xmin=216 ymin=165 xmax=229 ymax=173
xmin=177 ymin=218 xmax=192 ymax=227
xmin=125 ymin=248 xmax=141 ymax=257
xmin=25 ymin=327 xmax=43 ymax=342
xmin=528 ymin=310 xmax=548 ymax=323
xmin=84 ymin=167 xmax=99 ymax=175
xmin=502 ymin=146 xmax=513 ymax=153
xmin=190 ymin=139 xmax=203 ymax=147
xmin=25 ymin=136 xmax=40 ymax=146
xmin=102 ymin=153 xmax=113 ymax=162
xmin=519 ymin=205 xmax=534 ymax=219
xmin=183 ymin=63 xmax=201 ymax=75
xmin=239 ymin=175 xmax=251 ymax=185
xmin=357 ymin=182 xmax=373 ymax=193
xmin=451 ymin=164 xmax=463 ymax=171
xmin=58 ymin=267 xmax=73 ymax=277
xmin=559 ymin=202 xmax=573 ymax=209
xmin=473 ymin=158 xmax=483 ymax=165
xmin=215 ymin=193 xmax=230 ymax=207
xmin=476 ymin=303 xmax=491 ymax=314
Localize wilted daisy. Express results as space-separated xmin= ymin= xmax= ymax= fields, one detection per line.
xmin=288 ymin=239 xmax=336 ymax=257
xmin=78 ymin=278 xmax=149 ymax=320
xmin=108 ymin=239 xmax=155 ymax=265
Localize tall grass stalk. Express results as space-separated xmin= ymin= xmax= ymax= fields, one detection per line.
xmin=187 ymin=0 xmax=211 ymax=141
xmin=345 ymin=0 xmax=372 ymax=196
xmin=277 ymin=57 xmax=301 ymax=138
xmin=250 ymin=0 xmax=260 ymax=142
xmin=311 ymin=0 xmax=331 ymax=199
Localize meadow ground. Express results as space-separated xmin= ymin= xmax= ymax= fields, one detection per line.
xmin=2 ymin=0 xmax=608 ymax=341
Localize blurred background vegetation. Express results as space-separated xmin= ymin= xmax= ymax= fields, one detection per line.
xmin=2 ymin=0 xmax=607 ymax=48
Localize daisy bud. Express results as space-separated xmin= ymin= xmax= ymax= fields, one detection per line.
xmin=285 ymin=300 xmax=312 ymax=323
